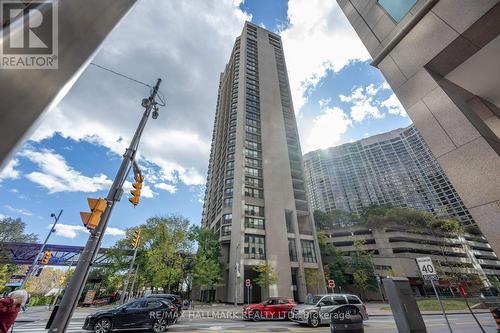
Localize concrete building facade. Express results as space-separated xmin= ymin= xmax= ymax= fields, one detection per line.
xmin=324 ymin=224 xmax=500 ymax=290
xmin=202 ymin=22 xmax=325 ymax=303
xmin=336 ymin=1 xmax=500 ymax=255
xmin=303 ymin=125 xmax=475 ymax=228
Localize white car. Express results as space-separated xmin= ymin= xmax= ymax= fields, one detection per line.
xmin=290 ymin=293 xmax=368 ymax=327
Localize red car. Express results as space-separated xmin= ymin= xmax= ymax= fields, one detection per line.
xmin=242 ymin=297 xmax=295 ymax=321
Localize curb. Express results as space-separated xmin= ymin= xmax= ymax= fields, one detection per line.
xmin=369 ymin=311 xmax=491 ymax=317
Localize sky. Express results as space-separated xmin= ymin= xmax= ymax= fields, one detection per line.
xmin=0 ymin=0 xmax=410 ymax=248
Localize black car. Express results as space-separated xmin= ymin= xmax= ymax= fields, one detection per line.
xmin=82 ymin=298 xmax=177 ymax=333
xmin=146 ymin=294 xmax=183 ymax=314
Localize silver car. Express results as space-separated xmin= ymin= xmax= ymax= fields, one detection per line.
xmin=290 ymin=293 xmax=368 ymax=327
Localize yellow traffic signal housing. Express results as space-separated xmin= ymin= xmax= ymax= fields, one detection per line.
xmin=131 ymin=229 xmax=141 ymax=249
xmin=41 ymin=250 xmax=52 ymax=265
xmin=80 ymin=198 xmax=107 ymax=231
xmin=128 ymin=175 xmax=144 ymax=207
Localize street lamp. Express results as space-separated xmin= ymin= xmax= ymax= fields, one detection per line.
xmin=21 ymin=210 xmax=63 ymax=288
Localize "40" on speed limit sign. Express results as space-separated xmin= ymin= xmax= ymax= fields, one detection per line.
xmin=416 ymin=257 xmax=438 ymax=280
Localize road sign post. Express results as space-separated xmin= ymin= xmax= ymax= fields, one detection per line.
xmin=417 ymin=257 xmax=452 ymax=333
xmin=245 ymin=279 xmax=251 ymax=305
xmin=328 ymin=279 xmax=335 ymax=292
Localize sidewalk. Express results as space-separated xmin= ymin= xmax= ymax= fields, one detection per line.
xmin=366 ymin=302 xmax=493 ymax=316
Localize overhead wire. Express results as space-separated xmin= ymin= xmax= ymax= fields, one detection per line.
xmin=89 ymin=62 xmax=167 ymax=106
xmin=89 ymin=62 xmax=153 ymax=88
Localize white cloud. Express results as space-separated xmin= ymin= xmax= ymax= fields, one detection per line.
xmin=0 ymin=213 xmax=6 ymax=219
xmin=280 ymin=0 xmax=370 ymax=113
xmin=29 ymin=0 xmax=250 ymax=189
xmin=123 ymin=180 xmax=155 ymax=199
xmin=381 ymin=93 xmax=407 ymax=117
xmin=52 ymin=223 xmax=88 ymax=238
xmin=303 ymin=102 xmax=352 ymax=152
xmin=339 ymin=85 xmax=384 ymax=122
xmin=5 ymin=205 xmax=33 ymax=216
xmin=20 ymin=149 xmax=112 ymax=194
xmin=0 ymin=159 xmax=21 ymax=182
xmin=155 ymin=182 xmax=177 ymax=194
xmin=51 ymin=223 xmax=125 ymax=238
xmin=105 ymin=227 xmax=126 ymax=237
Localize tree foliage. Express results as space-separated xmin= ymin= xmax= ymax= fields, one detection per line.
xmin=191 ymin=228 xmax=222 ymax=290
xmin=253 ymin=263 xmax=278 ymax=289
xmin=314 ymin=209 xmax=358 ymax=230
xmin=0 ymin=217 xmax=38 ymax=293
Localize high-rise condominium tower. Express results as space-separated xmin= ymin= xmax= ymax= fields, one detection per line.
xmin=303 ymin=125 xmax=475 ymax=227
xmin=202 ymin=22 xmax=325 ymax=303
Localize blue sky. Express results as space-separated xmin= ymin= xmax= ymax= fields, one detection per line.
xmin=0 ymin=0 xmax=410 ymax=248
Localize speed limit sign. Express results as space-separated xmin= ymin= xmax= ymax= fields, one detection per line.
xmin=416 ymin=257 xmax=438 ymax=280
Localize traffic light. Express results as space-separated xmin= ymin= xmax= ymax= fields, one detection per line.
xmin=80 ymin=198 xmax=107 ymax=231
xmin=129 ymin=174 xmax=144 ymax=207
xmin=41 ymin=251 xmax=52 ymax=265
xmin=131 ymin=229 xmax=141 ymax=249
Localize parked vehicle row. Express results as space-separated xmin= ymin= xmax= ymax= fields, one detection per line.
xmin=83 ymin=293 xmax=367 ymax=332
xmin=243 ymin=293 xmax=368 ymax=327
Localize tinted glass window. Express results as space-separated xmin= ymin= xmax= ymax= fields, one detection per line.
xmin=378 ymin=0 xmax=417 ymax=22
xmin=320 ymin=296 xmax=335 ymax=306
xmin=347 ymin=296 xmax=361 ymax=304
xmin=147 ymin=301 xmax=162 ymax=309
xmin=333 ymin=296 xmax=347 ymax=305
xmin=127 ymin=301 xmax=145 ymax=309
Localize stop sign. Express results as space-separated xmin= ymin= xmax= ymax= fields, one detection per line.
xmin=328 ymin=279 xmax=335 ymax=288
xmin=245 ymin=278 xmax=251 ymax=287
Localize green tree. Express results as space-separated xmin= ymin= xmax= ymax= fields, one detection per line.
xmin=317 ymin=231 xmax=347 ymax=288
xmin=304 ymin=268 xmax=325 ymax=294
xmin=0 ymin=217 xmax=38 ymax=293
xmin=314 ymin=209 xmax=357 ymax=230
xmin=140 ymin=215 xmax=193 ymax=293
xmin=349 ymin=239 xmax=377 ymax=299
xmin=253 ymin=263 xmax=278 ymax=296
xmin=192 ymin=228 xmax=223 ymax=296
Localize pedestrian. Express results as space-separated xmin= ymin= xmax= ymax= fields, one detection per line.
xmin=0 ymin=290 xmax=28 ymax=333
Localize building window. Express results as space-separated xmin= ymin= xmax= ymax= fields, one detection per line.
xmin=224 ymin=198 xmax=233 ymax=207
xmin=221 ymin=225 xmax=231 ymax=236
xmin=288 ymin=238 xmax=298 ymax=262
xmin=245 ymin=187 xmax=263 ymax=198
xmin=245 ymin=217 xmax=265 ymax=229
xmin=244 ymin=234 xmax=266 ymax=259
xmin=378 ymin=0 xmax=417 ymax=22
xmin=223 ymin=214 xmax=232 ymax=225
xmin=244 ymin=204 xmax=264 ymax=217
xmin=301 ymin=240 xmax=317 ymax=263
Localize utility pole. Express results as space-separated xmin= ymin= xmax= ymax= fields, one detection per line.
xmin=128 ymin=263 xmax=140 ymax=302
xmin=21 ymin=210 xmax=63 ymax=288
xmin=120 ymin=243 xmax=139 ymax=304
xmin=48 ymin=79 xmax=162 ymax=333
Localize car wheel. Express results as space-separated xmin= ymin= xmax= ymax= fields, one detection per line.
xmin=252 ymin=310 xmax=261 ymax=322
xmin=93 ymin=318 xmax=111 ymax=333
xmin=308 ymin=312 xmax=320 ymax=328
xmin=153 ymin=319 xmax=169 ymax=333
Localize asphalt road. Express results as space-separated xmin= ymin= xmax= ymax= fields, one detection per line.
xmin=12 ymin=312 xmax=499 ymax=333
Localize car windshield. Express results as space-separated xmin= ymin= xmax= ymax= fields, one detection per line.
xmin=305 ymin=296 xmax=323 ymax=305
